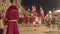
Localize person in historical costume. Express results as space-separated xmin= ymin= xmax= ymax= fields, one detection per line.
xmin=22 ymin=11 xmax=27 ymax=26
xmin=51 ymin=15 xmax=58 ymax=32
xmin=35 ymin=12 xmax=39 ymax=26
xmin=30 ymin=13 xmax=35 ymax=25
xmin=5 ymin=5 xmax=19 ymax=34
xmin=33 ymin=12 xmax=39 ymax=31
xmin=30 ymin=6 xmax=36 ymax=25
xmin=0 ymin=12 xmax=4 ymax=34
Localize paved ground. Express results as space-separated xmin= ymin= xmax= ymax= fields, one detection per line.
xmin=4 ymin=24 xmax=60 ymax=34
xmin=18 ymin=24 xmax=60 ymax=34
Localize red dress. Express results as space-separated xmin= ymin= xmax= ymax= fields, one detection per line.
xmin=30 ymin=16 xmax=35 ymax=24
xmin=5 ymin=5 xmax=19 ymax=34
xmin=22 ymin=13 xmax=27 ymax=24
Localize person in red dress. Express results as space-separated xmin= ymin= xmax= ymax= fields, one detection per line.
xmin=5 ymin=5 xmax=19 ymax=34
xmin=30 ymin=14 xmax=35 ymax=25
xmin=22 ymin=11 xmax=27 ymax=25
xmin=33 ymin=12 xmax=39 ymax=31
xmin=30 ymin=6 xmax=36 ymax=25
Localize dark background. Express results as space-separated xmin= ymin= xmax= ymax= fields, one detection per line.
xmin=20 ymin=0 xmax=60 ymax=16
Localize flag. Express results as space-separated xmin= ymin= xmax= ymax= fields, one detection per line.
xmin=31 ymin=6 xmax=36 ymax=16
xmin=40 ymin=7 xmax=44 ymax=18
xmin=39 ymin=7 xmax=44 ymax=24
xmin=30 ymin=6 xmax=36 ymax=24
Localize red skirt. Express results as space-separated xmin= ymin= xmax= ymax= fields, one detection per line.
xmin=6 ymin=21 xmax=19 ymax=34
xmin=22 ymin=18 xmax=26 ymax=24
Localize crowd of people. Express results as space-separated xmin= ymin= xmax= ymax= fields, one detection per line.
xmin=0 ymin=3 xmax=60 ymax=34
xmin=43 ymin=14 xmax=60 ymax=32
xmin=0 ymin=4 xmax=44 ymax=34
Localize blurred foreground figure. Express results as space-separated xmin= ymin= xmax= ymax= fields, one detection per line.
xmin=0 ymin=12 xmax=4 ymax=34
xmin=5 ymin=5 xmax=19 ymax=34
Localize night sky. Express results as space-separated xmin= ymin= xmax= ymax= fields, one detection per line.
xmin=21 ymin=0 xmax=60 ymax=16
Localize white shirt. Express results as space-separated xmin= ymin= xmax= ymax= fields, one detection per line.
xmin=35 ymin=16 xmax=38 ymax=21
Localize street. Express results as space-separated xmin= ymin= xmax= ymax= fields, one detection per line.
xmin=18 ymin=24 xmax=60 ymax=34
xmin=4 ymin=24 xmax=60 ymax=34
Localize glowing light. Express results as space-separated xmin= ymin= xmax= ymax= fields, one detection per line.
xmin=49 ymin=10 xmax=51 ymax=14
xmin=55 ymin=9 xmax=60 ymax=13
